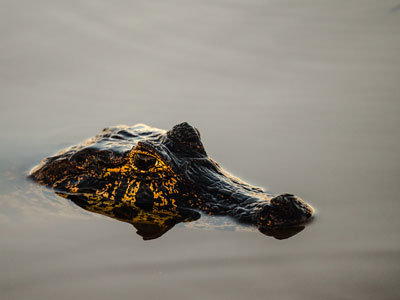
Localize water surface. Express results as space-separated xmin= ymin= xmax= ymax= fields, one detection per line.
xmin=1 ymin=1 xmax=400 ymax=299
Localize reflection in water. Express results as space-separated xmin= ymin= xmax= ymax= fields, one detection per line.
xmin=57 ymin=192 xmax=306 ymax=240
xmin=259 ymin=224 xmax=304 ymax=240
xmin=60 ymin=193 xmax=200 ymax=240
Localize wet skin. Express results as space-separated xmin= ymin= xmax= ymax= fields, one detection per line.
xmin=29 ymin=122 xmax=314 ymax=239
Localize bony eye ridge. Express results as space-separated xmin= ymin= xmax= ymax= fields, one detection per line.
xmin=133 ymin=153 xmax=156 ymax=170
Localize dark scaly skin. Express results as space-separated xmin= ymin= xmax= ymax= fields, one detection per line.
xmin=29 ymin=122 xmax=314 ymax=239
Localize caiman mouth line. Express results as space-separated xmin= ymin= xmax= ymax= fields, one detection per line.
xmin=28 ymin=122 xmax=315 ymax=239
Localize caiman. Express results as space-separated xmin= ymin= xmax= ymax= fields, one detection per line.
xmin=29 ymin=122 xmax=314 ymax=240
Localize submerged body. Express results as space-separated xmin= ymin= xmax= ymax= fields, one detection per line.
xmin=30 ymin=122 xmax=313 ymax=239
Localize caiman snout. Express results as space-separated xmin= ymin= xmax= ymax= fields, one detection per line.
xmin=258 ymin=193 xmax=314 ymax=228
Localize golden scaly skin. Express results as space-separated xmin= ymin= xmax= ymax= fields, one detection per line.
xmin=29 ymin=122 xmax=314 ymax=240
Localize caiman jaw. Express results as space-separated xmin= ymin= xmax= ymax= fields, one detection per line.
xmin=191 ymin=169 xmax=314 ymax=229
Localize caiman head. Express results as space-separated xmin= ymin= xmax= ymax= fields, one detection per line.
xmin=29 ymin=122 xmax=314 ymax=238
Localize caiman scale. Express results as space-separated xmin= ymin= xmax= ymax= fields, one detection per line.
xmin=29 ymin=122 xmax=314 ymax=239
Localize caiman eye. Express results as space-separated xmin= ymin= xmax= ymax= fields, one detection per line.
xmin=134 ymin=153 xmax=156 ymax=170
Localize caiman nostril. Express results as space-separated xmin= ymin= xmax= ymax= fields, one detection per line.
xmin=259 ymin=193 xmax=314 ymax=227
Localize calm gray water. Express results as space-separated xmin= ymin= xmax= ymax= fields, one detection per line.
xmin=1 ymin=1 xmax=400 ymax=299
